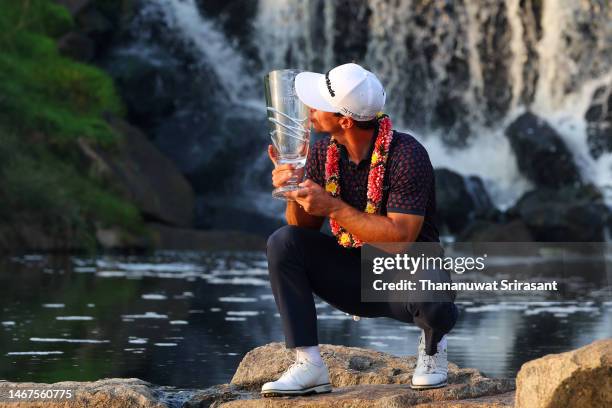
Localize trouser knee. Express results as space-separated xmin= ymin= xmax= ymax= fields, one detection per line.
xmin=267 ymin=224 xmax=299 ymax=254
xmin=266 ymin=225 xmax=303 ymax=274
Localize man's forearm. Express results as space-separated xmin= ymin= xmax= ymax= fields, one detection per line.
xmin=328 ymin=199 xmax=412 ymax=242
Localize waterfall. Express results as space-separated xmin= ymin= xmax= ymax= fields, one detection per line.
xmin=109 ymin=0 xmax=612 ymax=217
xmin=527 ymin=0 xmax=612 ymax=203
xmin=254 ymin=0 xmax=335 ymax=72
xmin=138 ymin=0 xmax=260 ymax=107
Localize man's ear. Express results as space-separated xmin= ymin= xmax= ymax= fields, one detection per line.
xmin=338 ymin=116 xmax=354 ymax=129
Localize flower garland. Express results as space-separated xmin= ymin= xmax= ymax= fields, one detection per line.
xmin=325 ymin=112 xmax=394 ymax=248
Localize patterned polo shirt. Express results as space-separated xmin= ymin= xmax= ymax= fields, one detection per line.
xmin=305 ymin=130 xmax=440 ymax=242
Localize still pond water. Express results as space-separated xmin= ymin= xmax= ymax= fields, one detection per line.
xmin=1 ymin=251 xmax=610 ymax=388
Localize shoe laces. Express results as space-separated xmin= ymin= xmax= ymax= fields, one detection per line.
xmin=422 ymin=354 xmax=437 ymax=373
xmin=281 ymin=360 xmax=306 ymax=380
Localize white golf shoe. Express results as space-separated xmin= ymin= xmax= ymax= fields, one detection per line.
xmin=410 ymin=331 xmax=448 ymax=390
xmin=261 ymin=358 xmax=332 ymax=397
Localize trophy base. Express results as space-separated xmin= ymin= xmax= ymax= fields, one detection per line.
xmin=272 ymin=184 xmax=300 ymax=201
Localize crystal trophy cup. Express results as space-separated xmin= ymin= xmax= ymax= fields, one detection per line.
xmin=264 ymin=69 xmax=310 ymax=200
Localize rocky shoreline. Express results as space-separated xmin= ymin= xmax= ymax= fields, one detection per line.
xmin=1 ymin=339 xmax=609 ymax=408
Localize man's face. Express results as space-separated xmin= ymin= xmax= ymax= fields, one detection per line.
xmin=308 ymin=107 xmax=343 ymax=134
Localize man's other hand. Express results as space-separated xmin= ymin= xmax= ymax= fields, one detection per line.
xmin=269 ymin=145 xmax=305 ymax=189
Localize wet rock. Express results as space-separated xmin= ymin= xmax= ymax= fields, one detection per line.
xmin=435 ymin=169 xmax=497 ymax=234
xmin=78 ymin=116 xmax=195 ymax=228
xmin=458 ymin=219 xmax=534 ymax=242
xmin=183 ymin=383 xmax=247 ymax=408
xmin=505 ymin=112 xmax=582 ymax=189
xmin=508 ymin=184 xmax=608 ymax=242
xmin=195 ymin=196 xmax=284 ymax=237
xmin=103 ymin=51 xmax=188 ymax=129
xmin=74 ymin=6 xmax=113 ymax=44
xmin=217 ymin=342 xmax=515 ymax=407
xmin=147 ymin=222 xmax=265 ymax=251
xmin=586 ymin=83 xmax=612 ymax=159
xmin=515 ymin=338 xmax=612 ymax=408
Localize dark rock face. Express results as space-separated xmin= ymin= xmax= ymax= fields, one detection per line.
xmin=332 ymin=0 xmax=371 ymax=64
xmin=55 ymin=0 xmax=129 ymax=58
xmin=508 ymin=184 xmax=608 ymax=242
xmin=57 ymin=31 xmax=95 ymax=61
xmin=586 ymin=82 xmax=612 ymax=159
xmin=103 ymin=49 xmax=206 ymax=131
xmin=146 ymin=222 xmax=265 ymax=251
xmin=195 ymin=197 xmax=283 ymax=237
xmin=435 ymin=169 xmax=497 ymax=235
xmin=477 ymin=0 xmax=513 ymax=127
xmin=54 ymin=0 xmax=93 ymax=16
xmin=0 ymin=224 xmax=83 ymax=252
xmin=78 ymin=116 xmax=196 ymax=228
xmin=195 ymin=0 xmax=260 ymax=63
xmin=505 ymin=112 xmax=582 ymax=189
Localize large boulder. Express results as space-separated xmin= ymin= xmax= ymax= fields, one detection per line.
xmin=435 ymin=169 xmax=497 ymax=235
xmin=231 ymin=342 xmax=514 ymax=391
xmin=78 ymin=116 xmax=195 ymax=228
xmin=189 ymin=342 xmax=516 ymax=407
xmin=515 ymin=339 xmax=612 ymax=408
xmin=508 ymin=184 xmax=608 ymax=242
xmin=505 ymin=112 xmax=582 ymax=189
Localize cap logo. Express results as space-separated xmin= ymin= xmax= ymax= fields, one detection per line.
xmin=325 ymin=70 xmax=336 ymax=97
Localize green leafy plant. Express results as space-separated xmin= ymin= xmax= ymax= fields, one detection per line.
xmin=0 ymin=0 xmax=146 ymax=252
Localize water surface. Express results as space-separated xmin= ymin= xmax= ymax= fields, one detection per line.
xmin=1 ymin=251 xmax=610 ymax=388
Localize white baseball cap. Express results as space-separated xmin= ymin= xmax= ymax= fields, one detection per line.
xmin=294 ymin=63 xmax=386 ymax=121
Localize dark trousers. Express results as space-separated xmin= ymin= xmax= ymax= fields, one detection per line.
xmin=266 ymin=225 xmax=458 ymax=356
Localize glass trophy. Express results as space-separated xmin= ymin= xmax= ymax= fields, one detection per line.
xmin=264 ymin=69 xmax=310 ymax=200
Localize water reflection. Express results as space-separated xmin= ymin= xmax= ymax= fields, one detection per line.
xmin=0 ymin=251 xmax=610 ymax=387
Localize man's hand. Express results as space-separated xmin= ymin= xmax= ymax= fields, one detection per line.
xmin=269 ymin=145 xmax=305 ymax=189
xmin=285 ymin=179 xmax=343 ymax=217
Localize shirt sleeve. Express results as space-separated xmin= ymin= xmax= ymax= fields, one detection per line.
xmin=386 ymin=142 xmax=433 ymax=216
xmin=304 ymin=139 xmax=325 ymax=187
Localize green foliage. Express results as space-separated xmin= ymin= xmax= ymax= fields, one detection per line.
xmin=0 ymin=0 xmax=145 ymax=251
xmin=0 ymin=1 xmax=124 ymax=146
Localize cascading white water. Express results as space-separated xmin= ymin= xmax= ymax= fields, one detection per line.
xmin=254 ymin=0 xmax=336 ymax=72
xmin=143 ymin=0 xmax=261 ymax=107
xmin=528 ymin=0 xmax=612 ymax=204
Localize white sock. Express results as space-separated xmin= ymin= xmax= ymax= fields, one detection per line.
xmin=295 ymin=345 xmax=323 ymax=366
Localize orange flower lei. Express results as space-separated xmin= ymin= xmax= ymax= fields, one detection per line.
xmin=325 ymin=113 xmax=394 ymax=248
